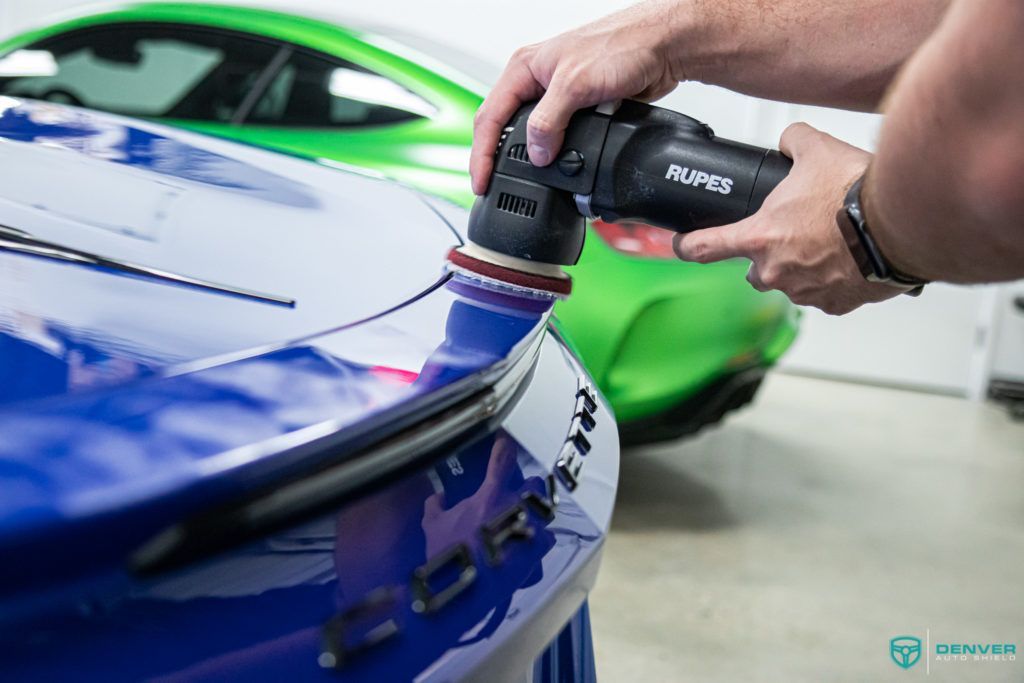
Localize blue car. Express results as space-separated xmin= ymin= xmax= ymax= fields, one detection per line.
xmin=0 ymin=97 xmax=619 ymax=682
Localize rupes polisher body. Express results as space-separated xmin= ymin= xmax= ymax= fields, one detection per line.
xmin=447 ymin=99 xmax=793 ymax=297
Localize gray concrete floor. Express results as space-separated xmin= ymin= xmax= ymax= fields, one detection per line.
xmin=590 ymin=373 xmax=1024 ymax=682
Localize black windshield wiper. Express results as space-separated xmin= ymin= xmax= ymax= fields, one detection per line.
xmin=0 ymin=225 xmax=294 ymax=307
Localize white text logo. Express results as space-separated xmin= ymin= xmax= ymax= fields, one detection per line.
xmin=665 ymin=164 xmax=733 ymax=195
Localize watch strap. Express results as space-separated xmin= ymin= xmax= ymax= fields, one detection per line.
xmin=836 ymin=175 xmax=927 ymax=296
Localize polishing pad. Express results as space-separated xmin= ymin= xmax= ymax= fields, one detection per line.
xmin=446 ymin=245 xmax=572 ymax=298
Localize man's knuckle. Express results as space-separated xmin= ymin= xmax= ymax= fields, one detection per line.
xmin=760 ymin=266 xmax=782 ymax=289
xmin=528 ymin=113 xmax=556 ymax=137
xmin=557 ymin=64 xmax=592 ymax=96
xmin=823 ymin=303 xmax=850 ymax=316
xmin=781 ymin=122 xmax=818 ymax=149
xmin=563 ymin=78 xmax=590 ymax=102
xmin=786 ymin=121 xmax=812 ymax=137
xmin=744 ymin=230 xmax=769 ymax=256
xmin=686 ymin=240 xmax=711 ymax=263
xmin=510 ymin=45 xmax=534 ymax=64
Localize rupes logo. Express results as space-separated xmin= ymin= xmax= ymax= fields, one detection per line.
xmin=891 ymin=636 xmax=923 ymax=669
xmin=665 ymin=164 xmax=734 ymax=195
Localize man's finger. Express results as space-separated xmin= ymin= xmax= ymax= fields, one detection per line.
xmin=486 ymin=436 xmax=517 ymax=480
xmin=778 ymin=122 xmax=820 ymax=159
xmin=526 ymin=72 xmax=592 ymax=167
xmin=470 ymin=63 xmax=543 ymax=195
xmin=423 ymin=491 xmax=443 ymax=517
xmin=746 ymin=263 xmax=770 ymax=292
xmin=672 ymin=221 xmax=754 ymax=264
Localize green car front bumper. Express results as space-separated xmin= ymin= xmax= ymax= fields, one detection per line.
xmin=558 ymin=232 xmax=799 ymax=428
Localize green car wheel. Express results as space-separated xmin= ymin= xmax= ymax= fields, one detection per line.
xmin=0 ymin=3 xmax=799 ymax=441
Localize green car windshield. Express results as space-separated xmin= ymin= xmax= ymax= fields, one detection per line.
xmin=0 ymin=24 xmax=439 ymax=127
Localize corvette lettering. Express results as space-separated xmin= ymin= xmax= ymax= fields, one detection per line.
xmin=320 ymin=377 xmax=600 ymax=670
xmin=320 ymin=473 xmax=563 ymax=670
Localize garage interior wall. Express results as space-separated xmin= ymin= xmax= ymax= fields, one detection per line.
xmin=3 ymin=0 xmax=1021 ymax=397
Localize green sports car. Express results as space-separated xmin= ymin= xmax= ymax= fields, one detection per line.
xmin=0 ymin=2 xmax=798 ymax=442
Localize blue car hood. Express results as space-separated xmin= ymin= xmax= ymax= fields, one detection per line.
xmin=0 ymin=97 xmax=461 ymax=404
xmin=0 ymin=99 xmax=555 ymax=600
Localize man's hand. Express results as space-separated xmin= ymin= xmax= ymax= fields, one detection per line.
xmin=422 ymin=435 xmax=521 ymax=558
xmin=673 ymin=123 xmax=901 ymax=315
xmin=468 ymin=0 xmax=948 ymax=196
xmin=469 ymin=2 xmax=682 ymax=195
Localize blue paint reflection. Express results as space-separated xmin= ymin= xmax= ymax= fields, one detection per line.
xmin=0 ymin=277 xmax=551 ymax=405
xmin=0 ymin=277 xmax=554 ymax=601
xmin=418 ymin=278 xmax=552 ymax=387
xmin=0 ymin=314 xmax=154 ymax=404
xmin=0 ymin=98 xmax=317 ymax=208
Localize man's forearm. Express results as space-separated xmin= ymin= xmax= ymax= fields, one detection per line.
xmin=661 ymin=0 xmax=949 ymax=111
xmin=865 ymin=0 xmax=1024 ymax=283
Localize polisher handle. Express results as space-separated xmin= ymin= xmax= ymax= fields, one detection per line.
xmin=586 ymin=101 xmax=793 ymax=231
xmin=466 ymin=100 xmax=793 ymax=269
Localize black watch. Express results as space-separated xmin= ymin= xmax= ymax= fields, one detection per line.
xmin=836 ymin=174 xmax=927 ymax=296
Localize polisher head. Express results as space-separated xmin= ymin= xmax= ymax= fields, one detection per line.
xmin=449 ymin=102 xmax=595 ymax=299
xmin=445 ymin=243 xmax=572 ymax=298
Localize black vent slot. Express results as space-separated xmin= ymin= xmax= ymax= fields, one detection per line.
xmin=506 ymin=143 xmax=528 ymax=162
xmin=497 ymin=192 xmax=537 ymax=218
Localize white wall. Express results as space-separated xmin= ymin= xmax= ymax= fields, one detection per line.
xmin=2 ymin=0 xmax=1020 ymax=396
xmin=991 ymin=283 xmax=1024 ymax=383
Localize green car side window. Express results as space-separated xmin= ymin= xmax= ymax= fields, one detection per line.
xmin=0 ymin=24 xmax=281 ymax=122
xmin=244 ymin=49 xmax=437 ymax=128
